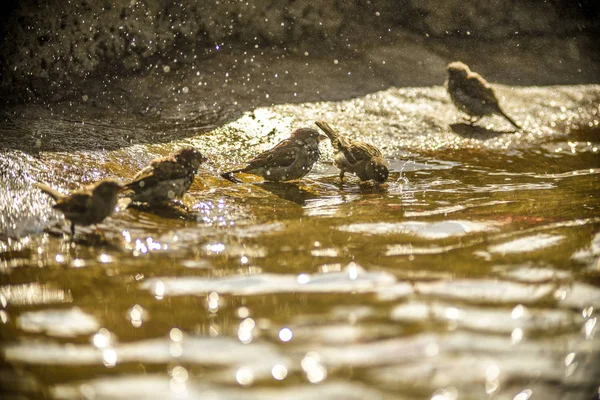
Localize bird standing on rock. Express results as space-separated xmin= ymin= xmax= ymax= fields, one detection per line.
xmin=36 ymin=179 xmax=123 ymax=236
xmin=315 ymin=121 xmax=389 ymax=184
xmin=125 ymin=147 xmax=206 ymax=207
xmin=221 ymin=128 xmax=326 ymax=182
xmin=446 ymin=61 xmax=521 ymax=130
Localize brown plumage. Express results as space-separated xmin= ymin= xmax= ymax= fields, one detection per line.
xmin=446 ymin=61 xmax=521 ymax=129
xmin=36 ymin=179 xmax=123 ymax=235
xmin=125 ymin=147 xmax=206 ymax=206
xmin=315 ymin=121 xmax=389 ymax=184
xmin=221 ymin=128 xmax=326 ymax=183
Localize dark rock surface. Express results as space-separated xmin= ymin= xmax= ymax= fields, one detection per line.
xmin=0 ymin=0 xmax=598 ymax=101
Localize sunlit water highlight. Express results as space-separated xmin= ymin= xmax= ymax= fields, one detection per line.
xmin=1 ymin=84 xmax=599 ymax=399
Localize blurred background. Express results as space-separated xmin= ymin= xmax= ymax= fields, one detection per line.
xmin=1 ymin=0 xmax=598 ymax=103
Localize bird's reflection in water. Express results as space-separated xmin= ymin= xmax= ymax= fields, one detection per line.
xmin=44 ymin=225 xmax=122 ymax=249
xmin=127 ymin=202 xmax=195 ymax=220
xmin=259 ymin=182 xmax=321 ymax=206
xmin=450 ymin=123 xmax=516 ymax=139
xmin=358 ymin=181 xmax=389 ymax=194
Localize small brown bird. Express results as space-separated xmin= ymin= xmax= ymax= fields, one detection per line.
xmin=125 ymin=147 xmax=206 ymax=206
xmin=221 ymin=128 xmax=326 ymax=182
xmin=36 ymin=179 xmax=123 ymax=235
xmin=315 ymin=121 xmax=389 ymax=184
xmin=446 ymin=61 xmax=521 ymax=129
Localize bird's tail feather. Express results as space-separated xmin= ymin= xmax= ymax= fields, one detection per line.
xmin=35 ymin=182 xmax=65 ymax=201
xmin=498 ymin=108 xmax=521 ymax=130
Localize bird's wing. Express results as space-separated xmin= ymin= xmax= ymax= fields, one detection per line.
xmin=245 ymin=140 xmax=299 ymax=170
xmin=464 ymin=74 xmax=499 ymax=106
xmin=127 ymin=159 xmax=187 ymax=189
xmin=53 ymin=192 xmax=91 ymax=214
xmin=341 ymin=140 xmax=382 ymax=165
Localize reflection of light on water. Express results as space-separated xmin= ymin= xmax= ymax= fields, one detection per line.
xmin=271 ymin=364 xmax=288 ymax=380
xmin=207 ymin=243 xmax=225 ymax=254
xmin=129 ymin=304 xmax=146 ymax=328
xmin=301 ymin=351 xmax=327 ymax=383
xmin=72 ymin=258 xmax=85 ymax=268
xmin=278 ymin=327 xmax=293 ymax=342
xmin=444 ymin=307 xmax=460 ymax=320
xmin=170 ymin=328 xmax=184 ymax=357
xmin=0 ymin=310 xmax=8 ymax=324
xmin=511 ymin=327 xmax=523 ymax=344
xmin=169 ymin=379 xmax=187 ymax=396
xmin=209 ymin=324 xmax=220 ymax=337
xmin=297 ymin=274 xmax=310 ymax=284
xmin=98 ymin=254 xmax=112 ymax=263
xmin=135 ymin=239 xmax=148 ymax=255
xmin=237 ymin=306 xmax=250 ymax=318
xmin=485 ymin=365 xmax=500 ymax=394
xmin=511 ymin=304 xmax=526 ymax=319
xmin=170 ymin=328 xmax=183 ymax=342
xmin=513 ymin=389 xmax=532 ymax=400
xmin=564 ymin=352 xmax=578 ymax=377
xmin=208 ymin=292 xmax=220 ymax=313
xmin=236 ymin=367 xmax=254 ymax=386
xmin=582 ymin=306 xmax=593 ymax=318
xmin=171 ymin=365 xmax=189 ymax=383
xmin=347 ymin=262 xmax=359 ymax=280
xmin=154 ymin=281 xmax=165 ymax=300
xmin=584 ymin=317 xmax=596 ymax=339
xmin=238 ymin=318 xmax=255 ymax=344
xmin=80 ymin=384 xmax=95 ymax=399
xmin=240 ymin=255 xmax=248 ymax=264
xmin=93 ymin=328 xmax=112 ymax=349
xmin=425 ymin=342 xmax=439 ymax=357
xmin=102 ymin=348 xmax=117 ymax=368
xmin=55 ymin=254 xmax=65 ymax=263
xmin=431 ymin=386 xmax=458 ymax=400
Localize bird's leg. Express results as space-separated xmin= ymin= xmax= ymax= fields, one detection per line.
xmin=339 ymin=170 xmax=345 ymax=183
xmin=70 ymin=223 xmax=76 ymax=237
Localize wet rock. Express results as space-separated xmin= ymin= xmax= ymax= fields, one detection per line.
xmin=1 ymin=0 xmax=597 ymax=99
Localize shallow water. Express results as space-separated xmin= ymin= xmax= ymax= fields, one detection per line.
xmin=1 ymin=83 xmax=600 ymax=399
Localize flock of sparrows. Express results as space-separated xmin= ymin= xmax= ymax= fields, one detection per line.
xmin=37 ymin=62 xmax=521 ymax=236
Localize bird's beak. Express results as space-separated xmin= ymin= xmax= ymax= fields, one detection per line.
xmin=318 ymin=133 xmax=328 ymax=142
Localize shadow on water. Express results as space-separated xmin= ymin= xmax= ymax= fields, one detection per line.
xmin=126 ymin=203 xmax=197 ymax=221
xmin=258 ymin=182 xmax=322 ymax=206
xmin=449 ymin=122 xmax=517 ymax=139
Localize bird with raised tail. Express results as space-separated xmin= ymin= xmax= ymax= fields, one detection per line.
xmin=221 ymin=128 xmax=326 ymax=183
xmin=315 ymin=120 xmax=389 ymax=184
xmin=125 ymin=147 xmax=206 ymax=206
xmin=36 ymin=179 xmax=123 ymax=236
xmin=446 ymin=61 xmax=521 ymax=130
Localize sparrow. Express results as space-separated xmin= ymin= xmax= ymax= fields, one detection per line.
xmin=221 ymin=128 xmax=326 ymax=182
xmin=36 ymin=179 xmax=123 ymax=236
xmin=125 ymin=147 xmax=206 ymax=206
xmin=446 ymin=61 xmax=521 ymax=129
xmin=315 ymin=120 xmax=389 ymax=184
